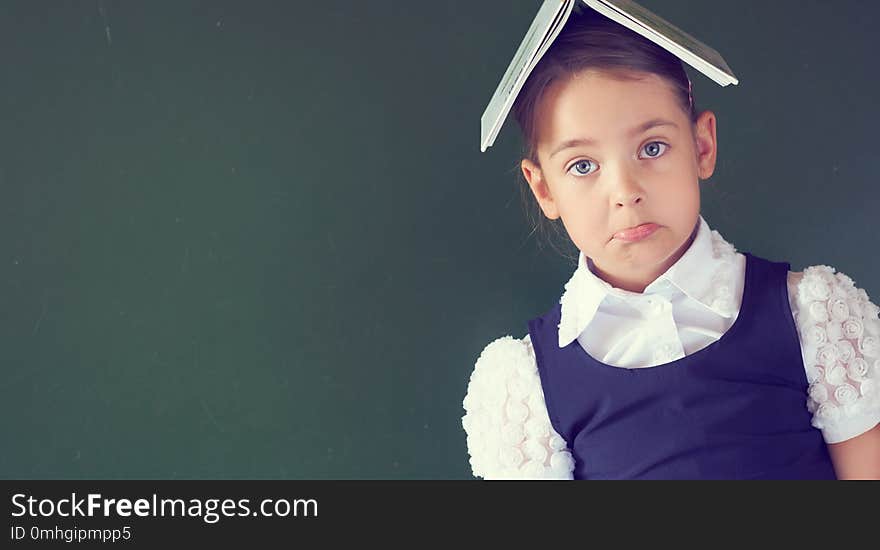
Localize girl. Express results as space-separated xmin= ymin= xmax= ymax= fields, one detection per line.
xmin=461 ymin=5 xmax=880 ymax=479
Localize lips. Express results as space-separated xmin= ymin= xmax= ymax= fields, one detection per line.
xmin=613 ymin=223 xmax=660 ymax=242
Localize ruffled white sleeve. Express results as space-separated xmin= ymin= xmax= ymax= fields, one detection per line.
xmin=461 ymin=333 xmax=575 ymax=479
xmin=788 ymin=266 xmax=880 ymax=443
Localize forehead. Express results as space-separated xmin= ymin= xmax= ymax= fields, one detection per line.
xmin=535 ymin=70 xmax=683 ymax=151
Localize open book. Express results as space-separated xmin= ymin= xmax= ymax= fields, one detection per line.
xmin=480 ymin=0 xmax=739 ymax=152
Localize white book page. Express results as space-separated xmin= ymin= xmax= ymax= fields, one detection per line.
xmin=481 ymin=0 xmax=575 ymax=152
xmin=583 ymin=0 xmax=738 ymax=86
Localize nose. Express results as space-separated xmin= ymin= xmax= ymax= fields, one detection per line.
xmin=611 ymin=173 xmax=645 ymax=208
xmin=616 ymin=192 xmax=643 ymax=207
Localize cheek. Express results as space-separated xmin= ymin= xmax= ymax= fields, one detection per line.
xmin=554 ymin=188 xmax=592 ymax=232
xmin=560 ymin=196 xmax=605 ymax=240
xmin=557 ymin=188 xmax=598 ymax=220
xmin=657 ymin=179 xmax=700 ymax=218
xmin=659 ymin=169 xmax=699 ymax=198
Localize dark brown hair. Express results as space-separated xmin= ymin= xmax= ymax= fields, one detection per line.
xmin=511 ymin=5 xmax=699 ymax=261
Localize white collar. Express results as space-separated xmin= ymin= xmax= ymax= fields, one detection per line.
xmin=556 ymin=215 xmax=741 ymax=347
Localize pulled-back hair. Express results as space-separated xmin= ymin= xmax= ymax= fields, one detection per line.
xmin=511 ymin=5 xmax=699 ymax=260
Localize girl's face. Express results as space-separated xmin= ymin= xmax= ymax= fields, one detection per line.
xmin=521 ymin=69 xmax=718 ymax=293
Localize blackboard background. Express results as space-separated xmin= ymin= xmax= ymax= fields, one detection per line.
xmin=1 ymin=0 xmax=877 ymax=479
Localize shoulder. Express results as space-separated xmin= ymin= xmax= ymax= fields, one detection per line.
xmin=461 ymin=334 xmax=574 ymax=479
xmin=786 ymin=265 xmax=880 ymax=443
xmin=786 ymin=265 xmax=878 ymax=334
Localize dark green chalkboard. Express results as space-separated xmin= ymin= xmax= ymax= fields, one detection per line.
xmin=1 ymin=1 xmax=877 ymax=479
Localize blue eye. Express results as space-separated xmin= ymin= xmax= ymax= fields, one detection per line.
xmin=641 ymin=141 xmax=669 ymax=158
xmin=568 ymin=159 xmax=597 ymax=177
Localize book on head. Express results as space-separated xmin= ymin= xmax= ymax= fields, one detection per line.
xmin=480 ymin=0 xmax=739 ymax=153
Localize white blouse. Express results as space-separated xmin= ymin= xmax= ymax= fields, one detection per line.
xmin=462 ymin=216 xmax=880 ymax=479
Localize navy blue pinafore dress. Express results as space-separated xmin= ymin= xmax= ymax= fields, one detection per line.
xmin=527 ymin=252 xmax=837 ymax=479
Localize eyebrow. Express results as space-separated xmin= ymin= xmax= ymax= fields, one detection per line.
xmin=548 ymin=118 xmax=679 ymax=160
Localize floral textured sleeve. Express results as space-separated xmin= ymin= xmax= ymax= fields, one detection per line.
xmin=789 ymin=266 xmax=880 ymax=443
xmin=461 ymin=334 xmax=575 ymax=479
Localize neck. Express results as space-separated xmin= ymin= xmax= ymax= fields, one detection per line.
xmin=589 ymin=220 xmax=700 ymax=294
xmin=591 ymin=265 xmax=658 ymax=293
